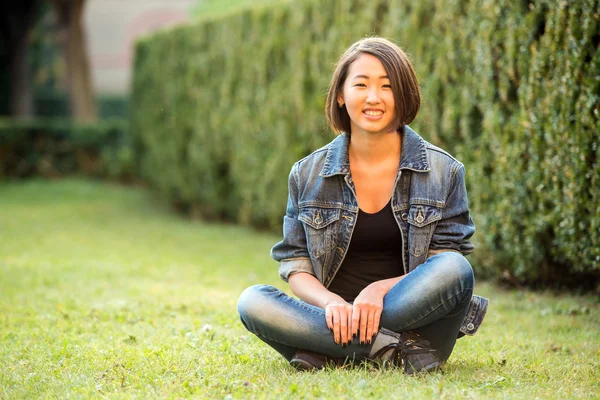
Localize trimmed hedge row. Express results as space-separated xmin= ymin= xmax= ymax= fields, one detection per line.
xmin=33 ymin=92 xmax=130 ymax=119
xmin=0 ymin=118 xmax=132 ymax=180
xmin=131 ymin=0 xmax=599 ymax=282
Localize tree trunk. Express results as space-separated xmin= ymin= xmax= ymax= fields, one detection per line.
xmin=51 ymin=0 xmax=96 ymax=122
xmin=10 ymin=25 xmax=34 ymax=117
xmin=0 ymin=0 xmax=41 ymax=117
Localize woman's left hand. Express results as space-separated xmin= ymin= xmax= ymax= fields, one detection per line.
xmin=352 ymin=282 xmax=387 ymax=345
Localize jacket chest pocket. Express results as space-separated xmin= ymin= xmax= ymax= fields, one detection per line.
xmin=407 ymin=205 xmax=441 ymax=257
xmin=298 ymin=207 xmax=340 ymax=259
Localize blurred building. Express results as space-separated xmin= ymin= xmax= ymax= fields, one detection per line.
xmin=84 ymin=0 xmax=194 ymax=95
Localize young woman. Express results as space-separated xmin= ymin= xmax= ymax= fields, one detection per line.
xmin=237 ymin=37 xmax=488 ymax=374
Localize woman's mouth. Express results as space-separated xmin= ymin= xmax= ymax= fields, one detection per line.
xmin=363 ymin=109 xmax=384 ymax=119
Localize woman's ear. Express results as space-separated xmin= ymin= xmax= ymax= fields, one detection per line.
xmin=337 ymin=94 xmax=344 ymax=108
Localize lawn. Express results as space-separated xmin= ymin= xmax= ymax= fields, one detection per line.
xmin=0 ymin=179 xmax=598 ymax=399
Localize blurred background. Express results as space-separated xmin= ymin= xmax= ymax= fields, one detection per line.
xmin=1 ymin=0 xmax=599 ymax=288
xmin=1 ymin=0 xmax=261 ymax=120
xmin=1 ymin=3 xmax=598 ymax=397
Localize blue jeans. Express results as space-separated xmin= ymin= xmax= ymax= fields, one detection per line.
xmin=237 ymin=252 xmax=474 ymax=364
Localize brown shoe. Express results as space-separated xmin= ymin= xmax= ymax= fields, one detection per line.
xmin=289 ymin=350 xmax=346 ymax=371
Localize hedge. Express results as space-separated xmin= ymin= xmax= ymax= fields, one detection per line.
xmin=33 ymin=91 xmax=130 ymax=119
xmin=130 ymin=0 xmax=599 ymax=283
xmin=0 ymin=118 xmax=132 ymax=180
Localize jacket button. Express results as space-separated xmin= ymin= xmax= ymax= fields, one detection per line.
xmin=314 ymin=213 xmax=323 ymax=225
xmin=416 ymin=215 xmax=424 ymax=224
xmin=467 ymin=323 xmax=475 ymax=331
xmin=401 ymin=212 xmax=408 ymax=221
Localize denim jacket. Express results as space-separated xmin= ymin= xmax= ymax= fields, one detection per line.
xmin=271 ymin=127 xmax=488 ymax=336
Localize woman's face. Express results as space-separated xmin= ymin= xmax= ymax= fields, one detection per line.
xmin=338 ymin=53 xmax=397 ymax=136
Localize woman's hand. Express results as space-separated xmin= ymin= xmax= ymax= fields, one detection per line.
xmin=352 ymin=282 xmax=387 ymax=344
xmin=325 ymin=299 xmax=353 ymax=346
xmin=288 ymin=273 xmax=354 ymax=346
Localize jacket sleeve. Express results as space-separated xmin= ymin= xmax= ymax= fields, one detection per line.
xmin=429 ymin=162 xmax=475 ymax=256
xmin=270 ymin=163 xmax=315 ymax=282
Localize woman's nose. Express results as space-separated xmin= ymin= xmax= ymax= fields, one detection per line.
xmin=366 ymin=88 xmax=381 ymax=104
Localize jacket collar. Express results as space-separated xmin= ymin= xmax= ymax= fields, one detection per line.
xmin=320 ymin=126 xmax=430 ymax=177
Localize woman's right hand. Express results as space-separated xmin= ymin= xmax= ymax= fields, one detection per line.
xmin=288 ymin=272 xmax=353 ymax=346
xmin=325 ymin=300 xmax=353 ymax=346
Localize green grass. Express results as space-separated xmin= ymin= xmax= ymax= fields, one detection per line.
xmin=0 ymin=179 xmax=598 ymax=399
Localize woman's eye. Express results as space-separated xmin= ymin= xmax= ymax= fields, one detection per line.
xmin=354 ymin=83 xmax=366 ymax=87
xmin=383 ymin=84 xmax=392 ymax=88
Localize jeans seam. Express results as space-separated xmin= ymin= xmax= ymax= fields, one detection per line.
xmin=249 ymin=289 xmax=326 ymax=351
xmin=292 ymin=298 xmax=325 ymax=317
xmin=269 ymin=287 xmax=325 ymax=317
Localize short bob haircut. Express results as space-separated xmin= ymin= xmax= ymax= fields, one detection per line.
xmin=325 ymin=37 xmax=421 ymax=134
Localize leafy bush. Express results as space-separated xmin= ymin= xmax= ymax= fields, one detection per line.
xmin=130 ymin=0 xmax=599 ymax=283
xmin=0 ymin=118 xmax=132 ymax=180
xmin=34 ymin=91 xmax=130 ymax=119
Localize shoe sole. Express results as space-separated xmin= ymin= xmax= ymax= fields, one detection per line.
xmin=290 ymin=358 xmax=319 ymax=371
xmin=405 ymin=361 xmax=441 ymax=375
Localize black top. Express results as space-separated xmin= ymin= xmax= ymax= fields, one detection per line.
xmin=327 ymin=200 xmax=404 ymax=302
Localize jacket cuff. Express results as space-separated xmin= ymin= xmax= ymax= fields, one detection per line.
xmin=278 ymin=258 xmax=314 ymax=282
xmin=427 ymin=248 xmax=461 ymax=258
xmin=458 ymin=295 xmax=489 ymax=337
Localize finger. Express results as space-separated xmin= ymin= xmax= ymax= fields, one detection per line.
xmin=359 ymin=307 xmax=368 ymax=344
xmin=347 ymin=308 xmax=353 ymax=345
xmin=372 ymin=309 xmax=382 ymax=343
xmin=325 ymin=307 xmax=333 ymax=332
xmin=351 ymin=305 xmax=360 ymax=338
xmin=332 ymin=309 xmax=340 ymax=344
xmin=339 ymin=308 xmax=348 ymax=345
xmin=366 ymin=309 xmax=376 ymax=344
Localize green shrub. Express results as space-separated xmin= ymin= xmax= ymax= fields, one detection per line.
xmin=0 ymin=118 xmax=133 ymax=180
xmin=97 ymin=95 xmax=129 ymax=119
xmin=130 ymin=0 xmax=599 ymax=283
xmin=34 ymin=90 xmax=130 ymax=119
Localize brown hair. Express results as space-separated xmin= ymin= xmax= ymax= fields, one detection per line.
xmin=325 ymin=37 xmax=421 ymax=133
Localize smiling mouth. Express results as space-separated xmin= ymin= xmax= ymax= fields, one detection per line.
xmin=364 ymin=110 xmax=384 ymax=116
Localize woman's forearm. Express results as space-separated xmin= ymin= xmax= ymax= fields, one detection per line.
xmin=367 ymin=274 xmax=406 ymax=295
xmin=288 ymin=272 xmax=347 ymax=309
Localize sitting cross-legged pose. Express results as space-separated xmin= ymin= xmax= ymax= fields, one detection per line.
xmin=237 ymin=37 xmax=488 ymax=374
